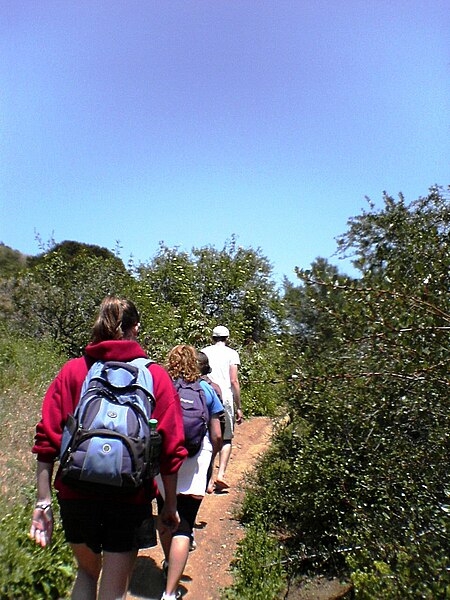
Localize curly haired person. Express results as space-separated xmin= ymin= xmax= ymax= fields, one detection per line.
xmin=156 ymin=344 xmax=223 ymax=600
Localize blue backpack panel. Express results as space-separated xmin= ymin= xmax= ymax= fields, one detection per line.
xmin=60 ymin=358 xmax=161 ymax=493
xmin=173 ymin=378 xmax=208 ymax=457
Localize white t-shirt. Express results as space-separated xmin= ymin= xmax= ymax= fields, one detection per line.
xmin=201 ymin=342 xmax=240 ymax=411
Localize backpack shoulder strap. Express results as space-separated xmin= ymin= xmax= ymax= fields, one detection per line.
xmin=129 ymin=357 xmax=154 ymax=369
xmin=128 ymin=357 xmax=155 ymax=397
xmin=79 ymin=360 xmax=105 ymax=398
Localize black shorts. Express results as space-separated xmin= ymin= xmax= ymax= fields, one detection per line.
xmin=157 ymin=493 xmax=202 ymax=538
xmin=58 ymin=499 xmax=153 ymax=554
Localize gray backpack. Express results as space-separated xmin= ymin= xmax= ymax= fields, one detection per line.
xmin=60 ymin=358 xmax=161 ymax=493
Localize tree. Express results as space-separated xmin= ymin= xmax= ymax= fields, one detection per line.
xmin=10 ymin=243 xmax=132 ymax=356
xmin=283 ymin=257 xmax=350 ymax=354
xmin=337 ymin=185 xmax=450 ymax=297
xmin=138 ymin=238 xmax=283 ymax=347
xmin=27 ymin=239 xmax=124 ymax=267
xmin=240 ymin=187 xmax=450 ymax=598
xmin=136 ymin=239 xmax=288 ymax=415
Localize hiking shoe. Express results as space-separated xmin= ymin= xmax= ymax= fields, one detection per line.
xmin=160 ymin=591 xmax=181 ymax=600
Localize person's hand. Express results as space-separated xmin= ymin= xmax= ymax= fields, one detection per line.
xmin=236 ymin=408 xmax=243 ymax=425
xmin=30 ymin=503 xmax=53 ymax=547
xmin=159 ymin=505 xmax=180 ymax=534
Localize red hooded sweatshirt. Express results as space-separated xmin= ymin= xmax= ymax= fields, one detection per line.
xmin=32 ymin=340 xmax=187 ymax=502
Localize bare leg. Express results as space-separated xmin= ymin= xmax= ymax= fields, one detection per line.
xmin=158 ymin=494 xmax=202 ymax=597
xmin=98 ymin=550 xmax=137 ymax=600
xmin=206 ymin=475 xmax=215 ymax=494
xmin=157 ymin=515 xmax=172 ymax=561
xmin=70 ymin=543 xmax=102 ymax=600
xmin=217 ymin=441 xmax=232 ymax=483
xmin=164 ymin=534 xmax=190 ymax=596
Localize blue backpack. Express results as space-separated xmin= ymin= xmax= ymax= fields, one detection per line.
xmin=173 ymin=378 xmax=208 ymax=457
xmin=60 ymin=358 xmax=161 ymax=493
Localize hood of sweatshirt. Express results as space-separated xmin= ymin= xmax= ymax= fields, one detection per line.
xmin=84 ymin=340 xmax=148 ymax=363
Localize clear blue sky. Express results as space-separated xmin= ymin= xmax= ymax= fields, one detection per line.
xmin=1 ymin=1 xmax=448 ymax=283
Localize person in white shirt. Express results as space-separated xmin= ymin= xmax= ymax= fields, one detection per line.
xmin=202 ymin=325 xmax=243 ymax=490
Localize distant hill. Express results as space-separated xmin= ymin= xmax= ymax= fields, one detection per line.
xmin=0 ymin=240 xmax=127 ymax=276
xmin=29 ymin=240 xmax=125 ymax=267
xmin=0 ymin=243 xmax=29 ymax=277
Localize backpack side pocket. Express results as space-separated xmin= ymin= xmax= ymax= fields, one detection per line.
xmin=60 ymin=413 xmax=78 ymax=463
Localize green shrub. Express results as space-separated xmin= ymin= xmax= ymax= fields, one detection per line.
xmin=0 ymin=329 xmax=65 ymax=399
xmin=0 ymin=494 xmax=74 ymax=599
xmin=240 ymin=338 xmax=291 ymax=417
xmin=347 ymin=529 xmax=450 ymax=599
xmin=237 ymin=189 xmax=450 ymax=597
xmin=221 ymin=523 xmax=286 ymax=600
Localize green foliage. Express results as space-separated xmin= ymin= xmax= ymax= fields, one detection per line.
xmin=2 ymin=237 xmax=285 ymax=368
xmin=283 ymin=257 xmax=350 ymax=354
xmin=0 ymin=332 xmax=74 ymax=598
xmin=0 ymin=243 xmax=28 ymax=278
xmin=0 ymin=332 xmax=65 ymax=508
xmin=27 ymin=240 xmax=123 ymax=267
xmin=239 ymin=337 xmax=291 ymax=417
xmin=0 ymin=493 xmax=74 ymax=599
xmin=337 ymin=185 xmax=450 ymax=295
xmin=136 ymin=244 xmax=205 ymax=358
xmin=347 ymin=533 xmax=450 ymax=599
xmin=191 ymin=238 xmax=281 ymax=344
xmin=138 ymin=237 xmax=284 ymax=350
xmin=0 ymin=328 xmax=65 ymax=398
xmin=9 ymin=244 xmax=132 ymax=356
xmin=237 ymin=187 xmax=450 ymax=598
xmin=221 ymin=523 xmax=286 ymax=600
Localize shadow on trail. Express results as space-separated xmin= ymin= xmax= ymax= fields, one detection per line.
xmin=128 ymin=556 xmax=162 ymax=599
xmin=128 ymin=555 xmax=189 ymax=600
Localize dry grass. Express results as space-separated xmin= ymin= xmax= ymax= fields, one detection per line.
xmin=0 ymin=389 xmax=44 ymax=508
xmin=0 ymin=334 xmax=65 ymax=508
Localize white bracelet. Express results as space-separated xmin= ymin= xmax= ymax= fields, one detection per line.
xmin=35 ymin=502 xmax=52 ymax=511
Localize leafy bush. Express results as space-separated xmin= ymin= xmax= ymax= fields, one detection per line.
xmin=0 ymin=493 xmax=74 ymax=599
xmin=0 ymin=329 xmax=65 ymax=397
xmin=9 ymin=245 xmax=132 ymax=357
xmin=221 ymin=523 xmax=286 ymax=600
xmin=234 ymin=187 xmax=450 ymax=598
xmin=239 ymin=337 xmax=291 ymax=417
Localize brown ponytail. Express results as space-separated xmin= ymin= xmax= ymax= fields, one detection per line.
xmin=91 ymin=296 xmax=140 ymax=343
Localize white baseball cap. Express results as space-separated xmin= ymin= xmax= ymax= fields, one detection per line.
xmin=212 ymin=325 xmax=230 ymax=337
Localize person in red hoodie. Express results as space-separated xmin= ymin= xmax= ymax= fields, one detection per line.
xmin=29 ymin=296 xmax=187 ymax=600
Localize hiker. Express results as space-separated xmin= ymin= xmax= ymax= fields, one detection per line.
xmin=197 ymin=351 xmax=226 ymax=493
xmin=156 ymin=345 xmax=223 ymax=600
xmin=29 ymin=296 xmax=187 ymax=600
xmin=202 ymin=325 xmax=242 ymax=491
xmin=197 ymin=350 xmax=223 ymax=403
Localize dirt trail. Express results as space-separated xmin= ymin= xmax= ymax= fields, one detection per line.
xmin=127 ymin=416 xmax=273 ymax=600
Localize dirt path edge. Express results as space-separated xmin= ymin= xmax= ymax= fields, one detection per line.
xmin=127 ymin=416 xmax=274 ymax=600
